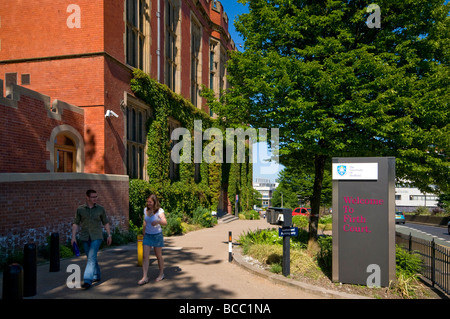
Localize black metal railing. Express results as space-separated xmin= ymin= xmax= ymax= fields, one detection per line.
xmin=396 ymin=232 xmax=450 ymax=296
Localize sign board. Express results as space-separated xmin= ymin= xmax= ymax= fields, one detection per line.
xmin=278 ymin=227 xmax=298 ymax=237
xmin=332 ymin=157 xmax=395 ymax=287
xmin=332 ymin=163 xmax=378 ymax=180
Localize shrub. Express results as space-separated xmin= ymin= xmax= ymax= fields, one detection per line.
xmin=164 ymin=182 xmax=203 ymax=219
xmin=238 ymin=229 xmax=281 ymax=253
xmin=107 ymin=227 xmax=133 ymax=246
xmin=317 ymin=235 xmax=333 ymax=274
xmin=191 ymin=206 xmax=216 ymax=228
xmin=129 ymin=220 xmax=143 ymax=237
xmin=60 ymin=245 xmax=74 ymax=259
xmin=396 ymin=245 xmax=423 ymax=278
xmin=412 ymin=206 xmax=430 ymax=216
xmin=0 ymin=250 xmax=23 ymax=270
xmin=240 ymin=210 xmax=260 ymax=220
xmin=393 ymin=246 xmax=424 ymax=298
xmin=270 ymin=263 xmax=282 ymax=274
xmin=293 ymin=215 xmax=308 ymax=229
xmin=319 ymin=214 xmax=332 ymax=224
xmin=163 ymin=209 xmax=183 ymax=236
xmin=129 ymin=179 xmax=155 ymax=226
xmin=238 ymin=228 xmax=309 ymax=253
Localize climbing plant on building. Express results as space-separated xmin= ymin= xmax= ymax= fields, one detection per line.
xmin=129 ymin=69 xmax=256 ymax=222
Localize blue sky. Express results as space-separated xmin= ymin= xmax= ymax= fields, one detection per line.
xmin=220 ymin=0 xmax=248 ymax=50
xmin=221 ymin=0 xmax=284 ymax=182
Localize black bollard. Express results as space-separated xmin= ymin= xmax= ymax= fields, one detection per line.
xmin=2 ymin=263 xmax=23 ymax=299
xmin=282 ymin=230 xmax=290 ymax=277
xmin=23 ymin=243 xmax=37 ymax=297
xmin=49 ymin=232 xmax=60 ymax=272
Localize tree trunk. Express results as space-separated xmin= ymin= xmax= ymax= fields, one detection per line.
xmin=308 ymin=154 xmax=327 ymax=251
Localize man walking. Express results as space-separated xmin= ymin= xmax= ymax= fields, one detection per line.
xmin=71 ymin=189 xmax=112 ymax=289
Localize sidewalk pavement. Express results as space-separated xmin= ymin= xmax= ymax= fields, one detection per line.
xmin=1 ymin=218 xmax=367 ymax=300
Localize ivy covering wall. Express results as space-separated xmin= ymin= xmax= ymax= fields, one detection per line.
xmin=129 ymin=69 xmax=255 ymax=225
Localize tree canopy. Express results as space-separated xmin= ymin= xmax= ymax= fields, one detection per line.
xmin=271 ymin=165 xmax=332 ymax=210
xmin=206 ymin=0 xmax=449 ymax=243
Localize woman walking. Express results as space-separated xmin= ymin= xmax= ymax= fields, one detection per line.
xmin=138 ymin=194 xmax=167 ymax=285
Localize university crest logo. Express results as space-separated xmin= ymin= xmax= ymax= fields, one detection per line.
xmin=337 ymin=165 xmax=347 ymax=176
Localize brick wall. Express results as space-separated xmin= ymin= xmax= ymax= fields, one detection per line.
xmin=0 ymin=173 xmax=129 ymax=252
xmin=0 ymin=0 xmax=104 ymax=61
xmin=104 ymin=58 xmax=132 ymax=175
xmin=0 ymin=58 xmax=105 ymax=115
xmin=0 ymin=79 xmax=85 ymax=173
xmin=0 ymin=80 xmax=129 ymax=255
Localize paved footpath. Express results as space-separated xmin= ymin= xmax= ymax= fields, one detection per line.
xmin=1 ymin=218 xmax=363 ymax=301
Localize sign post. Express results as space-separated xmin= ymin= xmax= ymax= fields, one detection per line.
xmin=332 ymin=157 xmax=395 ymax=287
xmin=279 ymin=227 xmax=298 ymax=277
xmin=266 ymin=207 xmax=293 ymax=277
xmin=282 ymin=229 xmax=290 ymax=277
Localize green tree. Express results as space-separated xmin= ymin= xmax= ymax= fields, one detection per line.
xmin=276 ymin=166 xmax=332 ymax=210
xmin=271 ymin=184 xmax=299 ymax=208
xmin=208 ymin=0 xmax=449 ymax=247
xmin=437 ymin=192 xmax=450 ymax=213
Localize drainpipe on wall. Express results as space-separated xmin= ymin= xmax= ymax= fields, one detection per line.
xmin=157 ymin=0 xmax=161 ymax=82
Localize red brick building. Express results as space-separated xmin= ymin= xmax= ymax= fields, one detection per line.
xmin=1 ymin=0 xmax=235 ymax=176
xmin=0 ymin=81 xmax=130 ymax=249
xmin=0 ymin=0 xmax=236 ymax=249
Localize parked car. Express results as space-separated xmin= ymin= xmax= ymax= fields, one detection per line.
xmin=292 ymin=207 xmax=310 ymax=217
xmin=395 ymin=211 xmax=406 ymax=224
xmin=448 ymin=220 xmax=450 ymax=235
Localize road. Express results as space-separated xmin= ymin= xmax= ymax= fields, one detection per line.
xmin=396 ymin=222 xmax=450 ymax=248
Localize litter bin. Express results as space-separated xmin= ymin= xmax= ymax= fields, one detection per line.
xmin=266 ymin=207 xmax=292 ymax=227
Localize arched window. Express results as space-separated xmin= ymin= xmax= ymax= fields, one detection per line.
xmin=54 ymin=134 xmax=76 ymax=172
xmin=47 ymin=125 xmax=84 ymax=173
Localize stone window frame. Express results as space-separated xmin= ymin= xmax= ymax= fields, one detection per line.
xmin=126 ymin=0 xmax=151 ymax=72
xmin=190 ymin=16 xmax=202 ymax=108
xmin=47 ymin=125 xmax=85 ymax=173
xmin=124 ymin=92 xmax=152 ymax=180
xmin=165 ymin=0 xmax=181 ymax=92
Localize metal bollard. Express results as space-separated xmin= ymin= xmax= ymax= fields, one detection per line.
xmin=49 ymin=232 xmax=60 ymax=272
xmin=137 ymin=234 xmax=143 ymax=266
xmin=228 ymin=231 xmax=233 ymax=262
xmin=23 ymin=243 xmax=37 ymax=297
xmin=2 ymin=263 xmax=23 ymax=299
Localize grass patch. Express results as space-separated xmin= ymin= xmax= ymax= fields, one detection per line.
xmin=247 ymin=244 xmax=323 ymax=279
xmin=242 ymin=231 xmax=327 ymax=281
xmin=238 ymin=228 xmax=437 ymax=299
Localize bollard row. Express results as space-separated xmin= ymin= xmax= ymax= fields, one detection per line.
xmin=2 ymin=232 xmax=61 ymax=299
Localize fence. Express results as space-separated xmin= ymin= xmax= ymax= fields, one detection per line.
xmin=396 ymin=232 xmax=450 ymax=296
